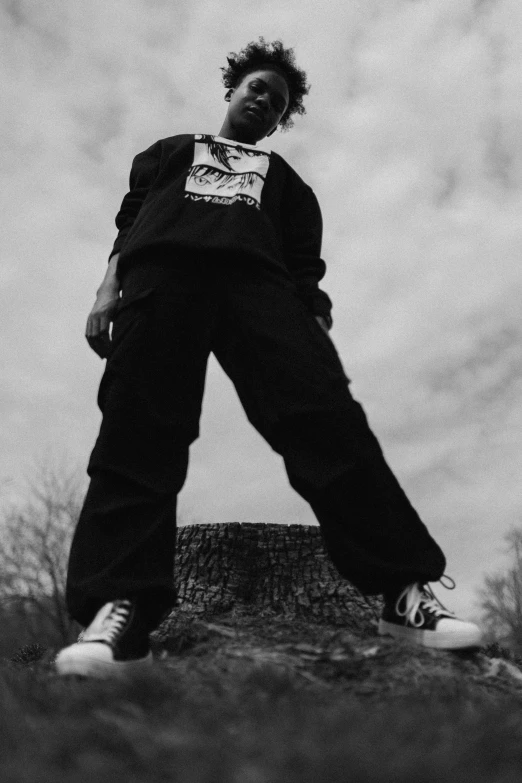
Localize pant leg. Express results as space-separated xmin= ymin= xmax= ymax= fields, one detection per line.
xmin=212 ymin=264 xmax=446 ymax=596
xmin=66 ymin=260 xmax=217 ymax=629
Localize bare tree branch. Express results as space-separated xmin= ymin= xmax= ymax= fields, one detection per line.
xmin=478 ymin=525 xmax=522 ymax=651
xmin=0 ymin=459 xmax=86 ymax=646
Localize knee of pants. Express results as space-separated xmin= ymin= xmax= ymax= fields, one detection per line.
xmin=88 ymin=413 xmax=192 ymax=496
xmin=275 ymin=406 xmax=383 ymax=493
xmin=90 ymin=370 xmax=198 ymax=495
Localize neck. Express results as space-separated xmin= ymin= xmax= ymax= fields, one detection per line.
xmin=217 ymin=120 xmax=258 ymax=145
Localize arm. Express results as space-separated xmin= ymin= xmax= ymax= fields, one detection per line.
xmin=108 ymin=141 xmax=162 ymax=261
xmin=282 ymin=181 xmax=333 ymax=331
xmin=86 ymin=142 xmax=161 ymax=358
xmin=85 ymin=253 xmax=121 ymax=358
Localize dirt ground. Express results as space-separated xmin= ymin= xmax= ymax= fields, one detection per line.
xmin=150 ymin=608 xmax=522 ymax=703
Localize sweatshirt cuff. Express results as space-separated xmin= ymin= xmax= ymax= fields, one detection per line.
xmin=299 ymin=289 xmax=333 ymax=330
xmin=318 ymin=312 xmax=333 ymax=331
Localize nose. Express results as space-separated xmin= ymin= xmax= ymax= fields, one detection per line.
xmin=255 ymin=92 xmax=269 ymax=110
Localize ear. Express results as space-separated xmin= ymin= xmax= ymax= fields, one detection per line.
xmin=224 ymin=88 xmax=233 ymax=103
xmin=266 ymin=127 xmax=277 ymax=138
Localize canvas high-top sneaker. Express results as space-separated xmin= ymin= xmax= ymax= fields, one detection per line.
xmin=379 ymin=582 xmax=482 ymax=650
xmin=55 ymin=599 xmax=153 ymax=678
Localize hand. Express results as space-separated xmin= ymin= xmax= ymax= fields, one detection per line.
xmin=315 ymin=315 xmax=330 ymax=334
xmin=85 ymin=287 xmax=120 ymax=358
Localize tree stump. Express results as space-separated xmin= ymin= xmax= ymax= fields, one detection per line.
xmin=161 ymin=523 xmax=382 ymax=635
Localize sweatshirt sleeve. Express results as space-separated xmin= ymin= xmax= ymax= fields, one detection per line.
xmin=108 ymin=141 xmax=162 ymax=261
xmin=281 ymin=179 xmax=333 ymax=330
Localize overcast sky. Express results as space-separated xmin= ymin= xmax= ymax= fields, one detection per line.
xmin=1 ymin=0 xmax=521 ymax=618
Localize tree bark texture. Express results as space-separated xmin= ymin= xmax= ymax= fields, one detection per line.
xmin=167 ymin=523 xmax=382 ymax=633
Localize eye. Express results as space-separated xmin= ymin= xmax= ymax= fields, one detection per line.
xmin=248 ymin=81 xmax=286 ymax=114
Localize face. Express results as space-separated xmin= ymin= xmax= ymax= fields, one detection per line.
xmin=224 ymin=68 xmax=290 ymax=143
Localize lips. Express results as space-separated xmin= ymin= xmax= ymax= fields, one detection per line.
xmin=245 ymin=105 xmax=265 ymax=122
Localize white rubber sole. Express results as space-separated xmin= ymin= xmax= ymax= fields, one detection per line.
xmin=55 ymin=648 xmax=154 ymax=678
xmin=378 ymin=619 xmax=483 ymax=650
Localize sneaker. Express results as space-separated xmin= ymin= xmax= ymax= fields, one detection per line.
xmin=378 ymin=582 xmax=482 ymax=650
xmin=55 ymin=599 xmax=153 ymax=678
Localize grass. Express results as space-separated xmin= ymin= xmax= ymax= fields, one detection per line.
xmin=3 ymin=644 xmax=522 ymax=783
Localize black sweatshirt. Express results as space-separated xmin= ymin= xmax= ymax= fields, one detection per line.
xmin=109 ymin=133 xmax=333 ymax=327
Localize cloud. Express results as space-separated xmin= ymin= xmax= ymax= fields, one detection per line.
xmin=1 ymin=0 xmax=522 ymax=617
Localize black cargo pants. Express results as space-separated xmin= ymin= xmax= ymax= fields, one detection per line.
xmin=66 ymin=254 xmax=446 ymax=629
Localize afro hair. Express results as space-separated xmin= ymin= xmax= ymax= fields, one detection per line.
xmin=221 ymin=38 xmax=310 ymax=132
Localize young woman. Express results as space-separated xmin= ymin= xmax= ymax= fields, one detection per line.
xmin=56 ymin=39 xmax=481 ymax=678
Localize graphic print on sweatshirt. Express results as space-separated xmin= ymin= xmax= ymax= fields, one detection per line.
xmin=185 ymin=135 xmax=271 ymax=210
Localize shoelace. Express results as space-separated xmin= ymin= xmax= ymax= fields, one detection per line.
xmin=82 ymin=600 xmax=132 ymax=645
xmin=395 ymin=577 xmax=456 ymax=628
